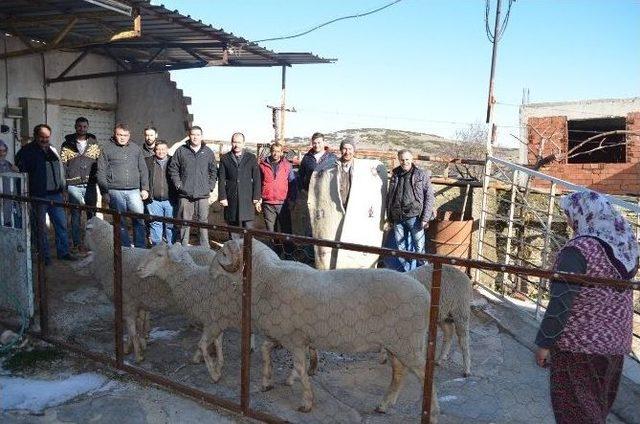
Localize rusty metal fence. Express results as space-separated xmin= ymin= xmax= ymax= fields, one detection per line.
xmin=476 ymin=155 xmax=640 ymax=360
xmin=1 ymin=193 xmax=640 ymax=422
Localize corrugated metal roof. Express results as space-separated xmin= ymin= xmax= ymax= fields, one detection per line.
xmin=0 ymin=0 xmax=334 ymax=81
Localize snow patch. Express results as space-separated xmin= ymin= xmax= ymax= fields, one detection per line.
xmin=148 ymin=328 xmax=180 ymax=341
xmin=0 ymin=373 xmax=108 ymax=413
xmin=439 ymin=395 xmax=458 ymax=402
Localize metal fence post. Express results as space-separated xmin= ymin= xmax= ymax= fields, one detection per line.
xmin=422 ymin=261 xmax=442 ymax=423
xmin=473 ymin=155 xmax=493 ymax=286
xmin=240 ymin=231 xmax=253 ymax=414
xmin=535 ymin=183 xmax=556 ymax=320
xmin=112 ymin=212 xmax=124 ymax=367
xmin=36 ymin=199 xmax=48 ymax=336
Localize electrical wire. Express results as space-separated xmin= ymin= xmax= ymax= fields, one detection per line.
xmin=485 ymin=0 xmax=514 ymax=43
xmin=252 ymin=0 xmax=403 ymax=43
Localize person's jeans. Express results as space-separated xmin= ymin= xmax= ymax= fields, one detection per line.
xmin=178 ymin=197 xmax=210 ymax=247
xmin=109 ymin=189 xmax=146 ymax=248
xmin=393 ymin=216 xmax=426 ymax=272
xmin=146 ymin=199 xmax=175 ymax=245
xmin=34 ymin=192 xmax=70 ymax=261
xmin=67 ymin=184 xmax=96 ymax=247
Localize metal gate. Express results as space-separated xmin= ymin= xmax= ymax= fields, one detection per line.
xmin=0 ymin=172 xmax=33 ymax=318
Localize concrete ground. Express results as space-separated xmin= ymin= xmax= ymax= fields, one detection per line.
xmin=1 ymin=258 xmax=639 ymax=423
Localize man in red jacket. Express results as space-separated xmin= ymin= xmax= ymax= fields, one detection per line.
xmin=258 ymin=142 xmax=296 ymax=234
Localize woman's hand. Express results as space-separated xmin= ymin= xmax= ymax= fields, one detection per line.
xmin=535 ymin=347 xmax=550 ymax=368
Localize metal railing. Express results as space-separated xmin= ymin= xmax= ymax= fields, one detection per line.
xmin=475 ymin=155 xmax=640 ymax=358
xmin=1 ymin=193 xmax=639 ymax=422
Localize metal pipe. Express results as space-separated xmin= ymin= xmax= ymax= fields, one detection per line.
xmin=422 ymin=261 xmax=442 ymax=424
xmin=112 ymin=212 xmax=124 ymax=367
xmin=35 ymin=200 xmax=48 ymax=336
xmin=240 ymin=231 xmax=253 ymax=413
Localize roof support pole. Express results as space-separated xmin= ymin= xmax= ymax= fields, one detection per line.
xmin=279 ymin=65 xmax=286 ymax=144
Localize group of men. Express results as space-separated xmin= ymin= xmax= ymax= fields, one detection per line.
xmin=13 ymin=118 xmax=434 ymax=271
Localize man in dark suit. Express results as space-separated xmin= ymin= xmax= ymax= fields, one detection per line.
xmin=218 ymin=132 xmax=261 ymax=234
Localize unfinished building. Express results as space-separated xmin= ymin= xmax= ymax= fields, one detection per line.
xmin=520 ymin=97 xmax=640 ymax=195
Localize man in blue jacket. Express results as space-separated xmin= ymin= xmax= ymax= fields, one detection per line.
xmin=16 ymin=124 xmax=73 ymax=264
xmin=386 ymin=149 xmax=435 ymax=271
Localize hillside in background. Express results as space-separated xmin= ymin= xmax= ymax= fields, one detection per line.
xmin=285 ymin=128 xmax=518 ymax=161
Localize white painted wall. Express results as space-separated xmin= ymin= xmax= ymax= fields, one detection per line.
xmin=0 ymin=34 xmax=118 ymax=160
xmin=0 ymin=35 xmax=195 ymax=161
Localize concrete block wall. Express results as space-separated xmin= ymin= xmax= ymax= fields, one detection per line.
xmin=116 ymin=72 xmax=193 ymax=146
xmin=527 ymin=112 xmax=640 ymax=195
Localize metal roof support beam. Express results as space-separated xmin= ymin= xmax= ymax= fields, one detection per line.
xmin=92 ymin=42 xmax=226 ymax=49
xmin=101 ymin=47 xmax=131 ymax=70
xmin=51 ymin=17 xmax=79 ymax=47
xmin=144 ymin=47 xmax=165 ymax=68
xmin=52 ymin=49 xmax=91 ymax=82
xmin=46 ymin=63 xmax=210 ymax=84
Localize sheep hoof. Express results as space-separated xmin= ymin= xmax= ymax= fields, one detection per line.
xmin=463 ymin=371 xmax=471 ymax=378
xmin=210 ymin=371 xmax=222 ymax=383
xmin=261 ymin=384 xmax=274 ymax=392
xmin=135 ymin=355 xmax=145 ymax=363
xmin=307 ymin=368 xmax=316 ymax=376
xmin=374 ymin=405 xmax=387 ymax=414
xmin=123 ymin=344 xmax=132 ymax=355
xmin=297 ymin=405 xmax=312 ymax=413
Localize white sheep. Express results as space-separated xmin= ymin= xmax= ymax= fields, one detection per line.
xmin=305 ymin=262 xmax=473 ymax=378
xmin=407 ymin=263 xmax=472 ymax=377
xmin=215 ymin=238 xmax=439 ymax=420
xmin=82 ymin=217 xmax=216 ymax=362
xmin=136 ymin=242 xmax=243 ymax=383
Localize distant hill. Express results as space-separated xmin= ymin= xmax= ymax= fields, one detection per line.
xmin=285 ymin=128 xmax=518 ymax=161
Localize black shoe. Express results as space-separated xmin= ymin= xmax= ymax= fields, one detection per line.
xmin=59 ymin=253 xmax=78 ymax=261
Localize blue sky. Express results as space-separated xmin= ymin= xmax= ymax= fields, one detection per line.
xmin=161 ymin=1 xmax=640 ymax=147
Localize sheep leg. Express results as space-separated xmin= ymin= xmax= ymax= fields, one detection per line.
xmin=293 ymin=346 xmax=314 ymax=413
xmin=308 ymin=347 xmax=318 ymax=376
xmin=260 ymin=340 xmax=276 ymax=391
xmin=436 ymin=321 xmax=454 ymax=365
xmin=454 ymin=319 xmax=471 ymax=377
xmin=125 ymin=315 xmax=144 ymax=363
xmin=191 ymin=348 xmax=204 ymax=363
xmin=136 ymin=310 xmax=148 ymax=351
xmin=378 ymin=348 xmax=388 ymax=364
xmin=285 ymin=367 xmax=299 ymax=386
xmin=142 ymin=310 xmax=151 ymax=341
xmin=212 ymin=333 xmax=224 ymax=378
xmin=375 ymin=352 xmax=406 ymax=413
xmin=199 ymin=327 xmax=222 ymax=382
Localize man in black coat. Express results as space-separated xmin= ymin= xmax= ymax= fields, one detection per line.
xmin=218 ymin=132 xmax=261 ymax=234
xmin=168 ymin=126 xmax=217 ymax=247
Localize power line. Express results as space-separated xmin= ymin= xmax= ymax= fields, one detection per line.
xmin=485 ymin=0 xmax=514 ymax=43
xmin=252 ymin=0 xmax=404 ymax=43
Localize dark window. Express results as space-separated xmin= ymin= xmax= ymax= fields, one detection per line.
xmin=567 ymin=117 xmax=626 ymax=164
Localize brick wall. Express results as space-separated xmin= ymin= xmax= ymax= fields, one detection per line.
xmin=527 ymin=112 xmax=640 ymax=195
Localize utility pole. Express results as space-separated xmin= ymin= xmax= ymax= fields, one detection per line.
xmin=267 ymin=105 xmax=296 ymax=143
xmin=485 ymin=0 xmax=502 ymax=157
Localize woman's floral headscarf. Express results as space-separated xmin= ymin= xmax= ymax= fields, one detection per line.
xmin=561 ymin=190 xmax=639 ymax=272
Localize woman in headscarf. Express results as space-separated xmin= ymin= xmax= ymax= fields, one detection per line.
xmin=534 ymin=190 xmax=638 ymax=424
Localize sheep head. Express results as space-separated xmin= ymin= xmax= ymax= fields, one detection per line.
xmin=136 ymin=242 xmax=189 ymax=279
xmin=85 ymin=216 xmax=112 ymax=251
xmin=216 ymin=239 xmax=243 ymax=274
